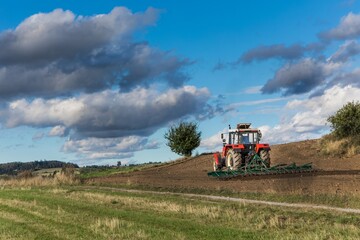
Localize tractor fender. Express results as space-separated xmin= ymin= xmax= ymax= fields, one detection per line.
xmin=256 ymin=144 xmax=271 ymax=153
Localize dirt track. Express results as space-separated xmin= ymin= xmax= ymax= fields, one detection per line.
xmin=80 ymin=186 xmax=360 ymax=214
xmin=92 ymin=140 xmax=360 ymax=195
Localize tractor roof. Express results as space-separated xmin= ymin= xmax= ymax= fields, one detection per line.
xmin=228 ymin=128 xmax=259 ymax=133
xmin=226 ymin=123 xmax=260 ymax=133
xmin=237 ymin=123 xmax=251 ymax=129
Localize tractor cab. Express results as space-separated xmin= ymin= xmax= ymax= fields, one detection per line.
xmin=221 ymin=123 xmax=262 ymax=146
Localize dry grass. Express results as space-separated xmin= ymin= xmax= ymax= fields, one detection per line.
xmin=320 ymin=134 xmax=360 ymax=157
xmin=321 ymin=138 xmax=347 ymax=155
xmin=90 ymin=217 xmax=149 ymax=239
xmin=0 ymin=172 xmax=79 ymax=188
xmin=66 ymin=191 xmax=223 ymax=220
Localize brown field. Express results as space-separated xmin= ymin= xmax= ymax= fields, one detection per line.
xmin=90 ymin=139 xmax=360 ymax=195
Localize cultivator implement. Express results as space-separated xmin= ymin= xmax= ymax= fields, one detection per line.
xmin=208 ymin=154 xmax=314 ymax=179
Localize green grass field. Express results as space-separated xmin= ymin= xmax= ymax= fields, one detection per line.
xmin=79 ymin=163 xmax=161 ymax=179
xmin=0 ymin=186 xmax=360 ymax=239
xmin=91 ymin=182 xmax=360 ymax=210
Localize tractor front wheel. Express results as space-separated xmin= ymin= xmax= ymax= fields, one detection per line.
xmin=213 ymin=161 xmax=221 ymax=171
xmin=213 ymin=152 xmax=224 ymax=171
xmin=226 ymin=149 xmax=241 ymax=170
xmin=259 ymin=150 xmax=271 ymax=167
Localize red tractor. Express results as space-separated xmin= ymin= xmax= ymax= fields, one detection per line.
xmin=213 ymin=123 xmax=271 ymax=171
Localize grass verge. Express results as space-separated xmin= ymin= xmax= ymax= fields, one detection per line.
xmin=0 ymin=186 xmax=360 ymax=239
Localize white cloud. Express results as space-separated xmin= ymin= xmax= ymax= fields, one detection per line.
xmin=261 ymin=85 xmax=360 ymax=144
xmin=62 ymin=135 xmax=159 ymax=160
xmin=1 ymin=86 xmax=210 ymax=138
xmin=200 ymin=129 xmax=227 ymax=151
xmin=243 ymin=86 xmax=262 ymax=94
xmin=48 ymin=125 xmax=67 ymax=137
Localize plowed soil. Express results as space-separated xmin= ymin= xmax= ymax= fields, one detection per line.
xmin=92 ymin=140 xmax=360 ymax=195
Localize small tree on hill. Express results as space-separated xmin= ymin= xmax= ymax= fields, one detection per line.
xmin=164 ymin=121 xmax=201 ymax=157
xmin=327 ymin=101 xmax=360 ymax=138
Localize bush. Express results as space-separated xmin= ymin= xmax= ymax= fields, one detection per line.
xmin=327 ymin=101 xmax=360 ymax=138
xmin=323 ymin=101 xmax=360 ymax=157
xmin=164 ymin=121 xmax=201 ymax=157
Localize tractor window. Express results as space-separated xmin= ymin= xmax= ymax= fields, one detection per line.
xmin=239 ymin=132 xmax=259 ymax=144
xmin=227 ymin=132 xmax=235 ymax=144
xmin=249 ymin=133 xmax=255 ymax=143
xmin=241 ymin=134 xmax=250 ymax=143
xmin=229 ymin=132 xmax=241 ymax=144
xmin=251 ymin=132 xmax=260 ymax=143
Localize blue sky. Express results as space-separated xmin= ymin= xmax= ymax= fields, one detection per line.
xmin=1 ymin=0 xmax=360 ymax=165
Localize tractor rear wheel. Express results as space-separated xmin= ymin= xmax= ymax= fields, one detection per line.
xmin=226 ymin=149 xmax=241 ymax=170
xmin=259 ymin=150 xmax=271 ymax=167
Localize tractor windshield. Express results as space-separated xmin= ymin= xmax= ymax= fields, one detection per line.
xmin=239 ymin=132 xmax=258 ymax=144
xmin=228 ymin=131 xmax=259 ymax=144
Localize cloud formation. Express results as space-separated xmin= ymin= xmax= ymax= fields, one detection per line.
xmin=258 ymin=12 xmax=360 ymax=97
xmin=1 ymin=86 xmax=210 ymax=138
xmin=0 ymin=7 xmax=218 ymax=162
xmin=260 ymin=85 xmax=360 ymax=144
xmin=239 ymin=44 xmax=305 ymax=64
xmin=331 ymin=68 xmax=360 ymax=88
xmin=261 ymin=59 xmax=338 ymax=96
xmin=213 ymin=42 xmax=325 ymax=70
xmin=62 ymin=136 xmax=159 ymax=160
xmin=48 ymin=125 xmax=67 ymax=137
xmin=0 ymin=7 xmax=158 ymax=65
xmin=329 ymin=40 xmax=360 ymax=62
xmin=200 ymin=129 xmax=226 ymax=152
xmin=0 ymin=86 xmax=210 ymax=160
xmin=319 ymin=12 xmax=360 ymax=40
xmin=310 ymin=66 xmax=360 ymax=97
xmin=216 ymin=11 xmax=360 ymax=98
xmin=0 ymin=7 xmax=191 ymax=99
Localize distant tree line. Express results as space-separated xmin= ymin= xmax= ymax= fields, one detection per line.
xmin=80 ymin=161 xmax=162 ymax=175
xmin=81 ymin=161 xmax=162 ymax=169
xmin=0 ymin=160 xmax=79 ymax=175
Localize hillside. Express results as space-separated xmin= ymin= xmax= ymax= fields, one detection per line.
xmin=91 ymin=139 xmax=360 ymax=195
